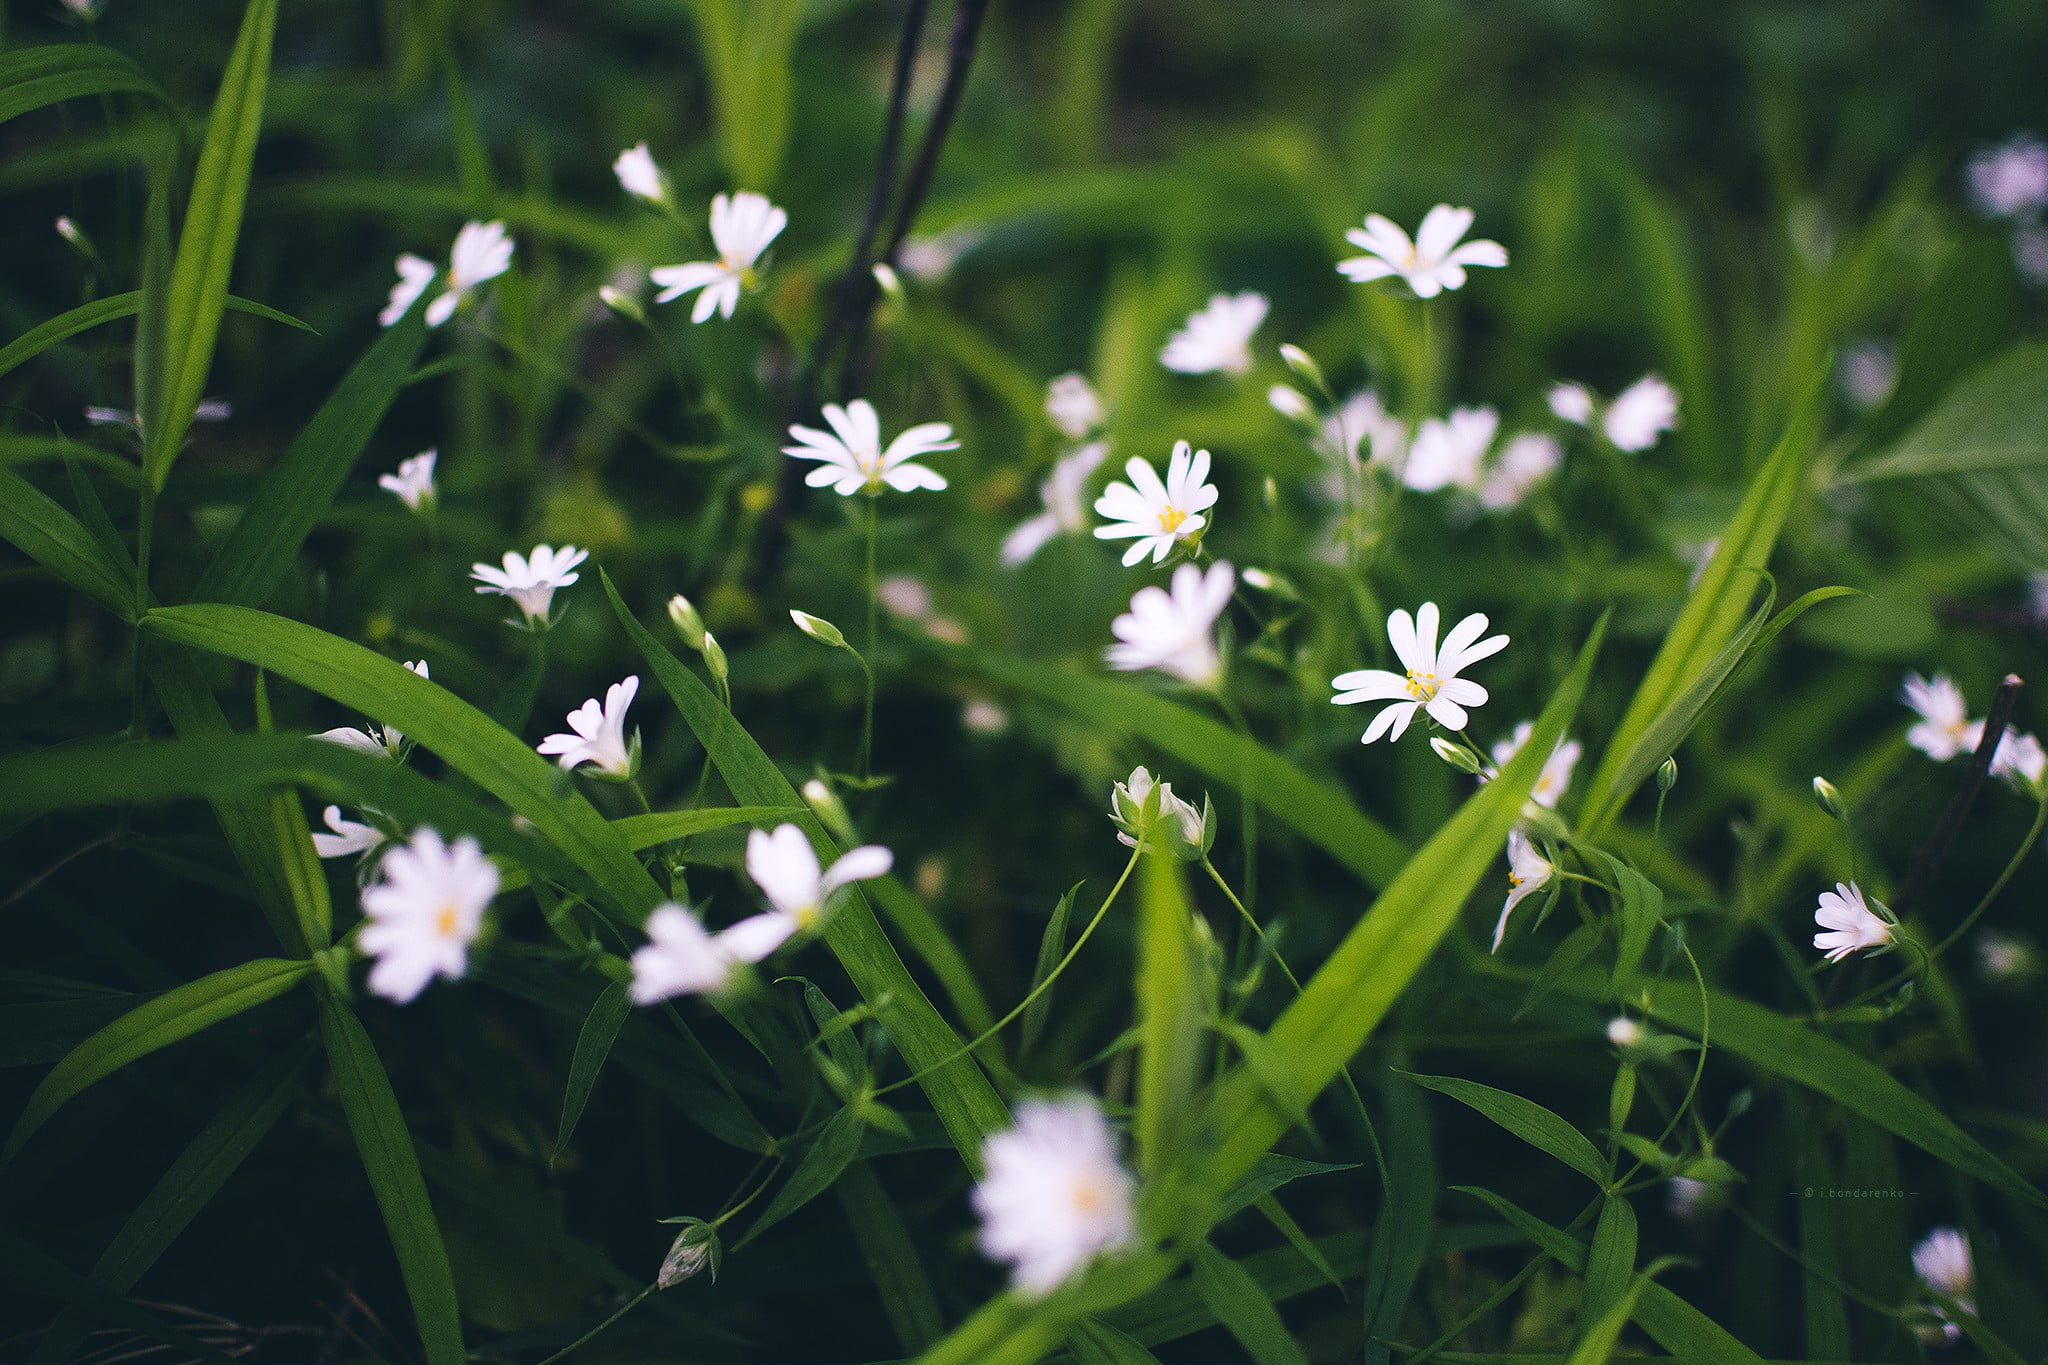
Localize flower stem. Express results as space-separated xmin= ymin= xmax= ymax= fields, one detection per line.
xmin=534 ymin=1285 xmax=656 ymax=1365
xmin=860 ymin=497 xmax=880 ymax=781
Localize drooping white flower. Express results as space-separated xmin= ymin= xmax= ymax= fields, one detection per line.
xmin=1912 ymin=1226 xmax=1975 ymax=1341
xmin=723 ymin=824 xmax=894 ymax=962
xmin=381 ymin=253 xmax=439 ymax=327
xmin=1337 ymin=204 xmax=1508 ymax=299
xmin=1331 ymin=602 xmax=1509 ymax=744
xmin=1160 ymin=292 xmax=1268 ymax=376
xmin=1403 ymin=406 xmax=1498 ymax=492
xmin=1477 ymin=432 xmax=1563 ymax=511
xmin=972 ymin=1095 xmax=1138 ymax=1297
xmin=1813 ymin=881 xmax=1891 ymax=964
xmin=1492 ymin=829 xmax=1554 ymax=952
xmin=1901 ymin=672 xmax=1972 ymax=760
xmin=314 ymin=659 xmax=429 ymax=758
xmin=1108 ymin=766 xmax=1207 ymax=859
xmin=1046 ymin=373 xmax=1105 ymax=440
xmin=378 ymin=449 xmax=437 ymax=513
xmin=357 ymin=827 xmax=498 ymax=1003
xmin=378 ymin=221 xmax=514 ymax=329
xmin=613 ymin=142 xmax=668 ymax=205
xmin=1093 ymin=441 xmax=1218 ymax=567
xmin=1966 ymin=133 xmax=2048 ymax=220
xmin=1002 ymin=442 xmax=1109 ymax=566
xmin=783 ymin=399 xmax=955 ymax=496
xmin=1105 ymin=561 xmax=1234 ymax=688
xmin=311 ymin=805 xmax=384 ymax=860
xmin=1602 ymin=375 xmax=1680 ymax=452
xmin=470 ymin=544 xmax=588 ymax=627
xmin=1487 ymin=721 xmax=1581 ymax=808
xmin=651 ymin=191 xmax=787 ymax=323
xmin=630 ymin=903 xmax=743 ymax=1003
xmin=537 ymin=675 xmax=639 ymax=778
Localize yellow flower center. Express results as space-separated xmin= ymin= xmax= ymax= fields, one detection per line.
xmin=1070 ymin=1175 xmax=1107 ymax=1214
xmin=1404 ymin=669 xmax=1440 ymax=701
xmin=795 ymin=903 xmax=820 ymax=931
xmin=1158 ymin=505 xmax=1188 ymax=534
xmin=1508 ymin=873 xmax=1523 ymax=889
xmin=435 ymin=904 xmax=459 ymax=936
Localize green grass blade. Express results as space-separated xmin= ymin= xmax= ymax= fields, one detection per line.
xmin=1021 ymin=882 xmax=1083 ymax=1053
xmin=500 ymin=806 xmax=793 ymax=894
xmin=0 ymin=1227 xmax=236 ymax=1365
xmin=319 ymin=998 xmax=465 ymax=1365
xmin=3 ymin=957 xmax=310 ymax=1161
xmin=1579 ymin=1192 xmax=1637 ymax=1331
xmin=1566 ymin=1274 xmax=1651 ymax=1365
xmin=1188 ymin=1242 xmax=1312 ymax=1365
xmin=837 ymin=1161 xmax=945 ymax=1354
xmin=1070 ymin=1318 xmax=1165 ymax=1364
xmin=0 ymin=467 xmax=137 ymax=618
xmin=686 ymin=0 xmax=803 ymax=189
xmin=1216 ymin=1155 xmax=1360 ymax=1221
xmin=1403 ymin=1072 xmax=1608 ymax=1186
xmin=554 ymin=981 xmax=630 ymax=1161
xmin=1135 ymin=852 xmax=1203 ymax=1180
xmin=1362 ymin=1071 xmax=1431 ymax=1365
xmin=0 ymin=43 xmax=169 ymax=124
xmin=740 ymin=1105 xmax=867 ymax=1245
xmin=0 ymin=292 xmax=311 ymax=384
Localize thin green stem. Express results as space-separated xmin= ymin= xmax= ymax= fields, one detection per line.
xmin=1214 ymin=691 xmax=1259 ymax=911
xmin=534 ymin=1284 xmax=656 ymax=1365
xmin=861 ymin=497 xmax=880 ymax=780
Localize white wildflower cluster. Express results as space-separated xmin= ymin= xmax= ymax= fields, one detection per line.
xmin=381 ymin=220 xmax=514 ymax=328
xmin=1901 ymin=671 xmax=2046 ymax=794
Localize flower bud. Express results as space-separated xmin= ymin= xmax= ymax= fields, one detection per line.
xmin=1278 ymin=343 xmax=1325 ymax=391
xmin=656 ymin=1217 xmax=721 ymax=1288
xmin=1811 ymin=775 xmax=1848 ymax=821
xmin=871 ymin=261 xmax=904 ymax=303
xmin=1606 ymin=1016 xmax=1645 ymax=1049
xmin=54 ymin=215 xmax=94 ymax=254
xmin=1656 ymin=756 xmax=1679 ymax=793
xmin=802 ymin=778 xmax=857 ymax=845
xmin=1430 ymin=737 xmax=1482 ymax=774
xmin=701 ymin=631 xmax=729 ymax=687
xmin=1267 ymin=384 xmax=1315 ymax=424
xmin=667 ymin=594 xmax=707 ymax=651
xmin=599 ymin=285 xmax=647 ymax=325
xmin=1108 ymin=766 xmax=1208 ymax=861
xmin=790 ymin=609 xmax=847 ymax=648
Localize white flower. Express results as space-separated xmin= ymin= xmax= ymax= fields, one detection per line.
xmin=1602 ymin=375 xmax=1680 ymax=452
xmin=1093 ymin=441 xmax=1218 ymax=567
xmin=378 ymin=449 xmax=437 ymax=513
xmin=1105 ymin=561 xmax=1235 ymax=688
xmin=1331 ymin=602 xmax=1509 ymax=744
xmin=60 ymin=0 xmax=106 ymax=17
xmin=2030 ymin=572 xmax=2048 ymax=625
xmin=877 ymin=576 xmax=934 ymax=620
xmin=1403 ymin=406 xmax=1497 ymax=492
xmin=311 ymin=806 xmax=384 ymax=860
xmin=1002 ymin=441 xmax=1109 ymax=566
xmin=1667 ymin=1176 xmax=1719 ymax=1221
xmin=380 ymin=253 xmax=439 ymax=327
xmin=723 ymin=824 xmax=894 ymax=962
xmin=651 ymin=191 xmax=787 ymax=323
xmin=1046 ymin=373 xmax=1105 ymax=440
xmin=1547 ymin=383 xmax=1595 ymax=425
xmin=1813 ymin=881 xmax=1891 ymax=964
xmin=613 ymin=142 xmax=667 ymax=205
xmin=1902 ymin=673 xmax=1971 ymax=760
xmin=1976 ymin=931 xmax=2035 ymax=981
xmin=783 ymin=399 xmax=955 ymax=496
xmin=1986 ymin=729 xmax=2048 ymax=791
xmin=1491 ymin=829 xmax=1554 ymax=952
xmin=1838 ymin=342 xmax=1898 ymax=413
xmin=972 ymin=1095 xmax=1138 ymax=1297
xmin=314 ymin=659 xmax=429 ymax=758
xmin=1912 ymin=1226 xmax=1975 ymax=1338
xmin=1606 ymin=1016 xmax=1644 ymax=1049
xmin=537 ymin=675 xmax=639 ymax=778
xmin=1477 ymin=432 xmax=1562 ymax=511
xmin=470 ymin=544 xmax=588 ymax=627
xmin=1160 ymin=292 xmax=1268 ymax=376
xmin=962 ymin=699 xmax=1010 ymax=734
xmin=1337 ymin=204 xmax=1508 ymax=299
xmin=1108 ymin=766 xmax=1207 ymax=859
xmin=897 ymin=225 xmax=980 ymax=282
xmin=1967 ymin=134 xmax=2048 ymax=220
xmin=378 ymin=221 xmax=514 ymax=329
xmin=357 ymin=827 xmax=498 ymax=1003
xmin=1488 ymin=721 xmax=1581 ymax=808
xmin=1268 ymin=384 xmax=1315 ymax=424
xmin=630 ymin=903 xmax=743 ymax=1003
xmin=1328 ymin=389 xmax=1408 ymax=467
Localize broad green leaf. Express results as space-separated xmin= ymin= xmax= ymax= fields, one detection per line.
xmin=686 ymin=0 xmax=804 ymax=189
xmin=1022 ymin=882 xmax=1084 ymax=1052
xmin=0 ymin=466 xmax=135 ymax=617
xmin=1579 ymin=1192 xmax=1637 ymax=1330
xmin=554 ymin=982 xmax=630 ymax=1161
xmin=0 ymin=44 xmax=169 ymax=124
xmin=0 ymin=436 xmax=141 ymax=487
xmin=1135 ymin=852 xmax=1203 ymax=1179
xmin=739 ymin=1105 xmax=866 ymax=1246
xmin=4 ymin=957 xmax=310 ymax=1161
xmin=320 ymin=999 xmax=464 ymax=1365
xmin=1403 ymin=1072 xmax=1608 ymax=1187
xmin=1189 ymin=1242 xmax=1312 ymax=1365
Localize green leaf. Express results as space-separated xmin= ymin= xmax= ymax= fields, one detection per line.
xmin=1362 ymin=1068 xmax=1433 ymax=1365
xmin=0 ymin=1226 xmax=236 ymax=1365
xmin=319 ymin=999 xmax=465 ymax=1365
xmin=0 ymin=44 xmax=169 ymax=124
xmin=1069 ymin=1318 xmax=1165 ymax=1365
xmin=1136 ymin=852 xmax=1203 ymax=1179
xmin=686 ymin=0 xmax=804 ymax=189
xmin=1579 ymin=1192 xmax=1637 ymax=1330
xmin=1217 ymin=1154 xmax=1361 ymax=1222
xmin=1566 ymin=1274 xmax=1651 ymax=1365
xmin=4 ymin=958 xmax=310 ymax=1161
xmin=554 ymin=982 xmax=630 ymax=1162
xmin=1404 ymin=1072 xmax=1608 ymax=1187
xmin=1022 ymin=882 xmax=1084 ymax=1053
xmin=141 ymin=0 xmax=279 ymax=490
xmin=0 ymin=291 xmax=311 ymax=384
xmin=837 ymin=1161 xmax=945 ymax=1354
xmin=0 ymin=466 xmax=135 ymax=617
xmin=1189 ymin=1242 xmax=1312 ymax=1365
xmin=739 ymin=1105 xmax=866 ymax=1246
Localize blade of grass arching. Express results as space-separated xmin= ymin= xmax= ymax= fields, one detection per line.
xmin=0 ymin=467 xmax=136 ymax=618
xmin=26 ymin=1038 xmax=312 ymax=1365
xmin=914 ymin=1253 xmax=1180 ymax=1365
xmin=1070 ymin=1318 xmax=1165 ymax=1364
xmin=1565 ymin=1275 xmax=1651 ymax=1365
xmin=140 ymin=0 xmax=279 ymax=490
xmin=1189 ymin=1241 xmax=1312 ymax=1365
xmin=737 ymin=1105 xmax=867 ymax=1246
xmin=686 ymin=0 xmax=803 ymax=190
xmin=1402 ymin=1072 xmax=1608 ymax=1187
xmin=501 ymin=806 xmax=791 ymax=894
xmin=0 ymin=1227 xmax=236 ymax=1365
xmin=1023 ymin=883 xmax=1084 ymax=1053
xmin=837 ymin=1161 xmax=945 ymax=1354
xmin=319 ymin=998 xmax=464 ymax=1365
xmin=1362 ymin=1071 xmax=1431 ymax=1365
xmin=0 ymin=292 xmax=307 ymax=383
xmin=0 ymin=44 xmax=170 ymax=124
xmin=1135 ymin=852 xmax=1203 ymax=1182
xmin=553 ymin=981 xmax=630 ymax=1162
xmin=3 ymin=957 xmax=311 ymax=1161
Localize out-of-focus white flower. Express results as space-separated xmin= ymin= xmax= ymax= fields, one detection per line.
xmin=1912 ymin=1226 xmax=1975 ymax=1341
xmin=1108 ymin=766 xmax=1207 ymax=859
xmin=1606 ymin=1016 xmax=1644 ymax=1049
xmin=60 ymin=0 xmax=107 ymax=19
xmin=2014 ymin=224 xmax=2048 ymax=286
xmin=1552 ymin=375 xmax=1678 ymax=453
xmin=1093 ymin=441 xmax=1218 ymax=567
xmin=651 ymin=191 xmax=787 ymax=323
xmin=2029 ymin=572 xmax=2048 ymax=624
xmin=1901 ymin=673 xmax=1971 ymax=760
xmin=1990 ymin=730 xmax=2047 ymax=791
xmin=722 ymin=824 xmax=894 ymax=962
xmin=962 ymin=699 xmax=1010 ymax=734
xmin=1976 ymin=931 xmax=2035 ymax=981
xmin=1327 ymin=389 xmax=1408 ymax=468
xmin=1268 ymin=384 xmax=1315 ymax=424
xmin=973 ymin=1095 xmax=1138 ymax=1297
xmin=357 ymin=827 xmax=498 ymax=1003
xmin=381 ymin=253 xmax=439 ymax=327
xmin=1338 ymin=204 xmax=1508 ymax=299
xmin=1404 ymin=406 xmax=1498 ymax=492
xmin=1547 ymin=383 xmax=1595 ymax=425
xmin=315 ymin=659 xmax=429 ymax=758
xmin=1332 ymin=602 xmax=1508 ymax=744
xmin=1046 ymin=373 xmax=1105 ymax=440
xmin=1105 ymin=561 xmax=1234 ymax=688
xmin=379 ymin=221 xmax=514 ymax=329
xmin=1488 ymin=721 xmax=1581 ymax=808
xmin=783 ymin=399 xmax=954 ymax=496
xmin=1492 ymin=829 xmax=1553 ymax=952
xmin=1838 ymin=342 xmax=1898 ymax=413
xmin=471 ymin=544 xmax=588 ymax=627
xmin=312 ymin=806 xmax=384 ymax=860
xmin=877 ymin=576 xmax=935 ymax=621
xmin=537 ymin=675 xmax=639 ymax=779
xmin=897 ymin=226 xmax=981 ymax=282
xmin=1160 ymin=292 xmax=1268 ymax=376
xmin=1003 ymin=441 xmax=1109 ymax=567
xmin=84 ymin=399 xmax=231 ymax=436
xmin=1813 ymin=881 xmax=1891 ymax=964
xmin=1667 ymin=1175 xmax=1720 ymax=1221
xmin=378 ymin=449 xmax=437 ymax=513
xmin=1477 ymin=432 xmax=1563 ymax=511
xmin=1967 ymin=134 xmax=2048 ymax=220
xmin=613 ymin=142 xmax=668 ymax=205
xmin=630 ymin=903 xmax=744 ymax=1003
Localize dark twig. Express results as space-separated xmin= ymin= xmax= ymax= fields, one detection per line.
xmin=1892 ymin=672 xmax=2023 ymax=916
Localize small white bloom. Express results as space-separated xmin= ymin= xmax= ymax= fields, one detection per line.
xmin=1547 ymin=382 xmax=1595 ymax=425
xmin=1002 ymin=441 xmax=1109 ymax=566
xmin=1813 ymin=881 xmax=1891 ymax=964
xmin=783 ymin=399 xmax=955 ymax=496
xmin=1602 ymin=375 xmax=1680 ymax=453
xmin=1902 ymin=673 xmax=1972 ymax=760
xmin=1606 ymin=1016 xmax=1644 ymax=1049
xmin=313 ymin=659 xmax=428 ymax=758
xmin=537 ymin=675 xmax=639 ymax=778
xmin=1838 ymin=342 xmax=1898 ymax=413
xmin=1976 ymin=931 xmax=2035 ymax=981
xmin=1492 ymin=829 xmax=1554 ymax=952
xmin=1268 ymin=384 xmax=1314 ymax=424
xmin=877 ymin=576 xmax=934 ymax=621
xmin=380 ymin=253 xmax=439 ymax=327
xmin=1046 ymin=373 xmax=1105 ymax=440
xmin=1967 ymin=134 xmax=2048 ymax=220
xmin=378 ymin=449 xmax=437 ymax=513
xmin=60 ymin=0 xmax=106 ymax=18
xmin=311 ymin=805 xmax=384 ymax=860
xmin=651 ymin=191 xmax=787 ymax=323
xmin=1988 ymin=729 xmax=2048 ymax=791
xmin=1160 ymin=291 xmax=1268 ymax=376
xmin=2029 ymin=573 xmax=2048 ymax=624
xmin=1330 ymin=390 xmax=1408 ymax=468
xmin=1667 ymin=1175 xmax=1719 ymax=1221
xmin=1337 ymin=204 xmax=1508 ymax=299
xmin=897 ymin=225 xmax=980 ymax=282
xmin=1487 ymin=721 xmax=1581 ymax=808
xmin=1477 ymin=432 xmax=1563 ymax=511
xmin=2014 ymin=224 xmax=2048 ymax=287
xmin=379 ymin=221 xmax=514 ymax=329
xmin=726 ymin=824 xmax=894 ymax=961
xmin=1105 ymin=561 xmax=1234 ymax=688
xmin=613 ymin=142 xmax=667 ymax=205
xmin=1912 ymin=1226 xmax=1975 ymax=1339
xmin=1404 ymin=406 xmax=1497 ymax=492
xmin=962 ymin=699 xmax=1010 ymax=734
xmin=1108 ymin=766 xmax=1207 ymax=858
xmin=1093 ymin=440 xmax=1218 ymax=567
xmin=1331 ymin=602 xmax=1509 ymax=744
xmin=630 ymin=903 xmax=742 ymax=1003
xmin=357 ymin=827 xmax=498 ymax=1003
xmin=973 ymin=1095 xmax=1138 ymax=1297
xmin=470 ymin=544 xmax=588 ymax=627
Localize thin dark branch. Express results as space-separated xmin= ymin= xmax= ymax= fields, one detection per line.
xmin=1892 ymin=672 xmax=2023 ymax=915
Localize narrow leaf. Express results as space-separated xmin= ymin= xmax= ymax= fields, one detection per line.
xmin=0 ymin=467 xmax=135 ymax=617
xmin=1404 ymin=1072 xmax=1608 ymax=1187
xmin=740 ymin=1106 xmax=866 ymax=1245
xmin=554 ymin=982 xmax=631 ymax=1161
xmin=1022 ymin=882 xmax=1084 ymax=1052
xmin=1136 ymin=851 xmax=1203 ymax=1177
xmin=1189 ymin=1242 xmax=1312 ymax=1365
xmin=0 ymin=292 xmax=309 ymax=383
xmin=0 ymin=44 xmax=169 ymax=124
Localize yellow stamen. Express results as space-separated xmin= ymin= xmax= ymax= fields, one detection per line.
xmin=435 ymin=904 xmax=458 ymax=936
xmin=1404 ymin=669 xmax=1440 ymax=701
xmin=1158 ymin=505 xmax=1187 ymax=533
xmin=1071 ymin=1177 xmax=1106 ymax=1214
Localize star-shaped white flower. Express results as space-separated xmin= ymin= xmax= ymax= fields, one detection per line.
xmin=1967 ymin=133 xmax=2048 ymax=220
xmin=1477 ymin=432 xmax=1562 ymax=511
xmin=1105 ymin=561 xmax=1234 ymax=688
xmin=651 ymin=191 xmax=787 ymax=323
xmin=1160 ymin=292 xmax=1268 ymax=376
xmin=1550 ymin=375 xmax=1679 ymax=453
xmin=1902 ymin=672 xmax=1971 ymax=760
xmin=311 ymin=805 xmax=384 ymax=860
xmin=1403 ymin=405 xmax=1498 ymax=492
xmin=613 ymin=142 xmax=668 ymax=206
xmin=357 ymin=827 xmax=498 ymax=1003
xmin=1093 ymin=440 xmax=1218 ymax=567
xmin=378 ymin=449 xmax=437 ymax=513
xmin=783 ymin=399 xmax=955 ymax=496
xmin=630 ymin=903 xmax=745 ymax=1003
xmin=380 ymin=221 xmax=514 ymax=329
xmin=1331 ymin=603 xmax=1509 ymax=744
xmin=1003 ymin=441 xmax=1109 ymax=567
xmin=1338 ymin=205 xmax=1507 ymax=299
xmin=1046 ymin=373 xmax=1105 ymax=440
xmin=972 ymin=1095 xmax=1138 ymax=1297
xmin=1492 ymin=829 xmax=1554 ymax=952
xmin=1813 ymin=881 xmax=1891 ymax=964
xmin=1488 ymin=720 xmax=1581 ymax=808
xmin=471 ymin=544 xmax=588 ymax=627
xmin=537 ymin=675 xmax=639 ymax=778
xmin=721 ymin=824 xmax=894 ymax=963
xmin=314 ymin=659 xmax=429 ymax=758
